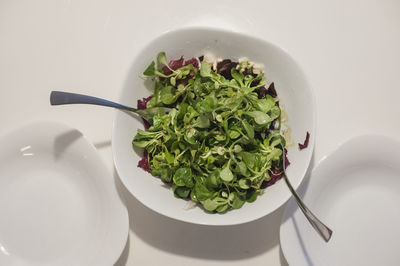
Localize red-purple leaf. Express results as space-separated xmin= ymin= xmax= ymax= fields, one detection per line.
xmin=162 ymin=56 xmax=184 ymax=75
xmin=298 ymin=131 xmax=310 ymax=150
xmin=137 ymin=95 xmax=152 ymax=110
xmin=184 ymin=58 xmax=200 ymax=70
xmin=142 ymin=119 xmax=150 ymax=130
xmin=284 ymin=148 xmax=291 ymax=167
xmin=176 ymin=77 xmax=190 ymax=86
xmin=262 ymin=169 xmax=284 ymax=188
xmin=266 ymin=82 xmax=277 ymax=98
xmin=255 ymin=86 xmax=267 ymax=99
xmin=137 ymin=151 xmax=151 ymax=173
xmin=217 ymin=59 xmax=238 ymax=80
xmin=137 ymin=96 xmax=152 ymax=129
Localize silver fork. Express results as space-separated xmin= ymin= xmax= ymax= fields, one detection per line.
xmin=281 ymin=146 xmax=333 ymax=242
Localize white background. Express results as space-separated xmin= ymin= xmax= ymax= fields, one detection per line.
xmin=1 ymin=0 xmax=399 ymax=265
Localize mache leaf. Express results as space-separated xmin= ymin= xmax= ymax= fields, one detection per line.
xmin=245 ymin=111 xmax=271 ymax=125
xmin=143 ymin=61 xmax=155 ymax=77
xmin=157 ymin=52 xmax=168 ymax=67
xmin=220 ymin=164 xmax=234 ymax=182
xmin=200 ymin=61 xmax=212 ymax=77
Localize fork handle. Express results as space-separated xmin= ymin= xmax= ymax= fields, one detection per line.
xmin=283 ymin=174 xmax=333 ymax=242
xmin=50 ymin=91 xmax=136 ymax=111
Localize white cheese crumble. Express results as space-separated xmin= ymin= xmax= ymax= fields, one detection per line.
xmin=204 ymin=53 xmax=265 ymax=75
xmin=183 ymin=200 xmax=197 ymax=210
xmin=238 ymin=57 xmax=248 ymax=63
xmin=252 ymin=63 xmax=265 ymax=75
xmin=203 ymin=53 xmax=216 ymax=65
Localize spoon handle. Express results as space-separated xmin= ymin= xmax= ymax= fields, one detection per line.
xmin=50 ymin=91 xmax=136 ymax=111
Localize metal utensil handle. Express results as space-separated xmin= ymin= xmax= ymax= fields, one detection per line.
xmin=283 ymin=174 xmax=333 ymax=242
xmin=282 ymin=146 xmax=333 ymax=242
xmin=50 ymin=91 xmax=135 ymax=111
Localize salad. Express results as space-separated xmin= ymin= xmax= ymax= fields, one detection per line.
xmin=132 ymin=52 xmax=289 ymax=213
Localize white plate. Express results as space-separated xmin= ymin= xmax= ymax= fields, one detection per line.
xmin=112 ymin=26 xmax=315 ymax=226
xmin=0 ymin=121 xmax=128 ymax=266
xmin=280 ymin=135 xmax=400 ymax=266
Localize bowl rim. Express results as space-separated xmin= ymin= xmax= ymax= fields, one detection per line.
xmin=112 ymin=25 xmax=317 ymax=226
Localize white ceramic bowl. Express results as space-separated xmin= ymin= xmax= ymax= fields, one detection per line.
xmin=112 ymin=27 xmax=316 ymax=225
xmin=280 ymin=135 xmax=400 ymax=266
xmin=0 ymin=121 xmax=128 ymax=266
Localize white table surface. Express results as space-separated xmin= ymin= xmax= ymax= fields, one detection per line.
xmin=1 ymin=0 xmax=399 ymax=265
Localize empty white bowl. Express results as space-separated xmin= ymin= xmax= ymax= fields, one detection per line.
xmin=0 ymin=121 xmax=128 ymax=266
xmin=112 ymin=27 xmax=316 ymax=225
xmin=280 ymin=135 xmax=400 ymax=266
